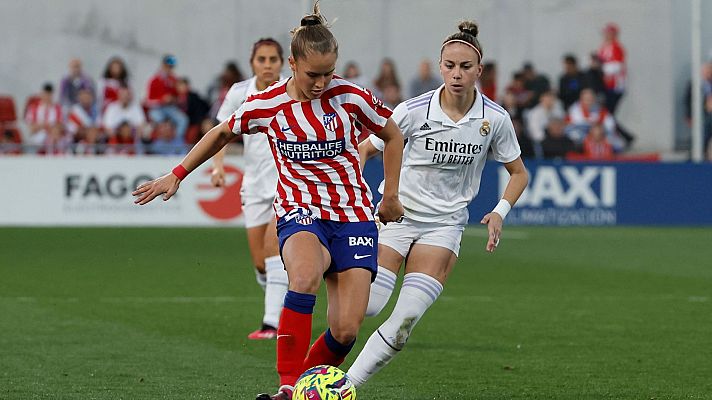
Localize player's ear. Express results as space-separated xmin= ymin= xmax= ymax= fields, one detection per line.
xmin=288 ymin=56 xmax=296 ymax=73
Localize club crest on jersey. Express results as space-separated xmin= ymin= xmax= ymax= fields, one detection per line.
xmin=284 ymin=207 xmax=314 ymax=225
xmin=480 ymin=120 xmax=491 ymax=136
xmin=323 ymin=112 xmax=339 ymax=132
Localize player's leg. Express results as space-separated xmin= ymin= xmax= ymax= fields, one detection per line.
xmin=302 ymin=267 xmax=372 ymax=369
xmin=365 ymin=220 xmax=415 ymax=317
xmin=245 ymin=223 xmax=267 ymax=288
xmin=347 ymin=223 xmax=462 ymax=387
xmin=254 ymin=217 xmax=288 ymax=339
xmin=302 ymin=220 xmax=377 ymax=370
xmin=274 ymin=229 xmax=330 ymax=390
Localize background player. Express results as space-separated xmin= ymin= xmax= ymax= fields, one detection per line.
xmin=346 ymin=20 xmax=529 ymax=387
xmin=212 ymin=38 xmax=287 ymax=340
xmin=132 ymin=3 xmax=405 ymax=399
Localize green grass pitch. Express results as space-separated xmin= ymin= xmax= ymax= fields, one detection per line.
xmin=1 ymin=226 xmax=711 ymax=399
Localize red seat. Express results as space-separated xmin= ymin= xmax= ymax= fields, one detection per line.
xmin=0 ymin=96 xmax=18 ymax=123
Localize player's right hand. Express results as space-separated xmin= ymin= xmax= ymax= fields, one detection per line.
xmin=211 ymin=167 xmax=225 ymax=187
xmin=132 ymin=173 xmax=181 ymax=205
xmin=377 ymin=195 xmax=404 ymax=224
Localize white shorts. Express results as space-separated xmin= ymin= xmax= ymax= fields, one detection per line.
xmin=242 ymin=199 xmax=275 ymax=229
xmin=378 ymin=217 xmax=465 ymax=257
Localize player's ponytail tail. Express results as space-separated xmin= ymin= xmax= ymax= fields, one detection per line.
xmin=291 ymin=1 xmax=339 ymax=60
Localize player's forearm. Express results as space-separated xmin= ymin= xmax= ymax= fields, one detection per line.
xmin=358 ymin=139 xmax=380 ymax=169
xmin=501 ymin=158 xmax=529 ymax=206
xmin=212 ymin=145 xmax=227 ymax=170
xmin=378 ymin=121 xmax=404 ymax=199
xmin=178 ymin=120 xmax=233 ymax=173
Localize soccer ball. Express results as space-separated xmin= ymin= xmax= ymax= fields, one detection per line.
xmin=292 ymin=365 xmax=356 ymax=400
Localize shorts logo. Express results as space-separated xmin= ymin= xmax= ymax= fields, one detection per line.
xmin=323 ymin=112 xmax=339 ymax=132
xmin=353 ymin=254 xmax=371 ymax=260
xmin=348 ymin=236 xmax=374 ymax=247
xmin=284 ymin=207 xmax=314 ymax=225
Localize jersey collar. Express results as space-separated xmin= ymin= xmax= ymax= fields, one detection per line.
xmin=427 ymin=84 xmax=485 ymax=127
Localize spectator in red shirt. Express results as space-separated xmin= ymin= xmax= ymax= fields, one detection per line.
xmin=97 ymin=56 xmax=129 ymax=112
xmin=598 ymin=23 xmax=635 ymax=147
xmin=24 ymin=83 xmax=65 ymax=151
xmin=582 ymin=123 xmax=614 ymax=160
xmin=146 ymin=54 xmax=188 ymax=154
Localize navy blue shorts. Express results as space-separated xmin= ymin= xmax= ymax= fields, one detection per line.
xmin=277 ymin=209 xmax=378 ymax=282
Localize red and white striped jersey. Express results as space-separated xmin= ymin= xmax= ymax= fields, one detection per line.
xmin=66 ymin=104 xmax=100 ymax=134
xmin=228 ymin=76 xmax=392 ymax=222
xmin=25 ymin=102 xmax=62 ymax=127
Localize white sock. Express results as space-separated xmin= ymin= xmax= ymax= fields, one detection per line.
xmin=263 ymin=255 xmax=288 ymax=329
xmin=255 ymin=269 xmax=267 ymax=291
xmin=366 ymin=266 xmax=397 ymax=317
xmin=347 ymin=272 xmax=443 ymax=387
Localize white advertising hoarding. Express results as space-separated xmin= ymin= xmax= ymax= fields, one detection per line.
xmin=0 ymin=156 xmax=249 ymax=226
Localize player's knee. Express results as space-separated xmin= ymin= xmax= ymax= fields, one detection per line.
xmin=329 ymin=323 xmax=359 ymax=345
xmin=288 ymin=273 xmax=321 ymax=293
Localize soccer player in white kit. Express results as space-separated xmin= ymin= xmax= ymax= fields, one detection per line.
xmin=211 ymin=38 xmax=288 ymax=340
xmin=132 ymin=4 xmax=405 ymax=399
xmin=346 ymin=21 xmax=529 ymax=387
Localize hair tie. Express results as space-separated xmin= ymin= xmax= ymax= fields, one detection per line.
xmin=301 ymin=17 xmax=321 ymax=26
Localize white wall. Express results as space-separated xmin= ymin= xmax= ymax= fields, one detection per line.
xmin=1 ymin=0 xmax=709 ymax=152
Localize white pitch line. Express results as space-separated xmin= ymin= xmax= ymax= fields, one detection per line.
xmin=99 ymin=296 xmax=260 ymax=304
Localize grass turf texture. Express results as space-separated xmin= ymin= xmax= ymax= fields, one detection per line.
xmin=1 ymin=227 xmax=711 ymax=399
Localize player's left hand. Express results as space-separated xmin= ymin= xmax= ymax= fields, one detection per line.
xmin=132 ymin=173 xmax=181 ymax=205
xmin=480 ymin=212 xmax=503 ymax=253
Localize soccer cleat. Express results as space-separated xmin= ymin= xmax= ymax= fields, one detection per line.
xmin=256 ymin=385 xmax=293 ymax=400
xmin=247 ymin=327 xmax=278 ymax=340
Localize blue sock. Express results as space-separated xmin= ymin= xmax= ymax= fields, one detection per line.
xmin=283 ymin=290 xmax=316 ymax=314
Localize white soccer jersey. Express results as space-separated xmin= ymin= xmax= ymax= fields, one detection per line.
xmin=228 ymin=76 xmax=392 ymax=222
xmin=371 ymin=85 xmax=520 ymax=224
xmin=217 ymin=76 xmax=284 ymax=203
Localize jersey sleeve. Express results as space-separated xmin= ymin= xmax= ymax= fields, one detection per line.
xmin=491 ymin=112 xmax=522 ymax=163
xmin=216 ymin=84 xmax=246 ymax=123
xmin=227 ymin=99 xmax=268 ymax=136
xmin=344 ymin=86 xmax=393 ymax=134
xmin=368 ymin=101 xmax=411 ymax=151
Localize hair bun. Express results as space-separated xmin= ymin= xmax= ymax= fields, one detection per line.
xmin=458 ymin=21 xmax=479 ymax=37
xmin=301 ymin=16 xmax=322 ymax=26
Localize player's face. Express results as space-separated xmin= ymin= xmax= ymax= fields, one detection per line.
xmin=289 ymin=51 xmax=337 ymax=100
xmin=252 ymin=44 xmax=283 ymax=87
xmin=440 ymin=43 xmax=482 ymax=97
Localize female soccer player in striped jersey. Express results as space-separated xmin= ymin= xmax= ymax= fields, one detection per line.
xmin=346 ymin=21 xmax=529 ymax=387
xmin=211 ymin=38 xmax=287 ymax=341
xmin=132 ymin=3 xmax=405 ymax=399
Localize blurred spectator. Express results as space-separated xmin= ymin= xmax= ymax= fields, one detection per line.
xmin=342 ymin=61 xmax=369 ymax=89
xmin=558 ymin=54 xmax=586 ymax=110
xmin=107 ymin=121 xmax=139 ymax=155
xmin=566 ymin=88 xmax=623 ymax=151
xmin=103 ymin=84 xmax=147 ymax=144
xmin=177 ymin=78 xmax=210 ymax=126
xmin=145 ymin=54 xmax=188 ymax=153
xmin=97 ymin=56 xmax=129 ymax=112
xmin=409 ymin=59 xmax=440 ymax=98
xmin=67 ymin=88 xmax=104 ymax=154
xmin=705 ymin=94 xmax=712 ymax=161
xmin=584 ymin=53 xmax=606 ymax=97
xmin=373 ymin=58 xmax=401 ymax=98
xmin=521 ymin=62 xmax=550 ymax=109
xmin=684 ymin=61 xmax=712 ymax=125
xmin=541 ymin=118 xmax=576 ymax=159
xmin=479 ymin=62 xmax=497 ymax=102
xmin=207 ymin=61 xmax=244 ymax=113
xmin=512 ymin=118 xmax=536 ymax=159
xmin=381 ymin=84 xmax=402 ymax=109
xmin=598 ymin=23 xmax=635 ymax=147
xmin=501 ymin=89 xmax=524 ymax=125
xmin=505 ymin=72 xmax=529 ymax=111
xmin=59 ymin=58 xmax=95 ymax=110
xmin=582 ymin=123 xmax=614 ymax=160
xmin=24 ymin=83 xmax=64 ymax=150
xmin=525 ymin=90 xmax=565 ymax=154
